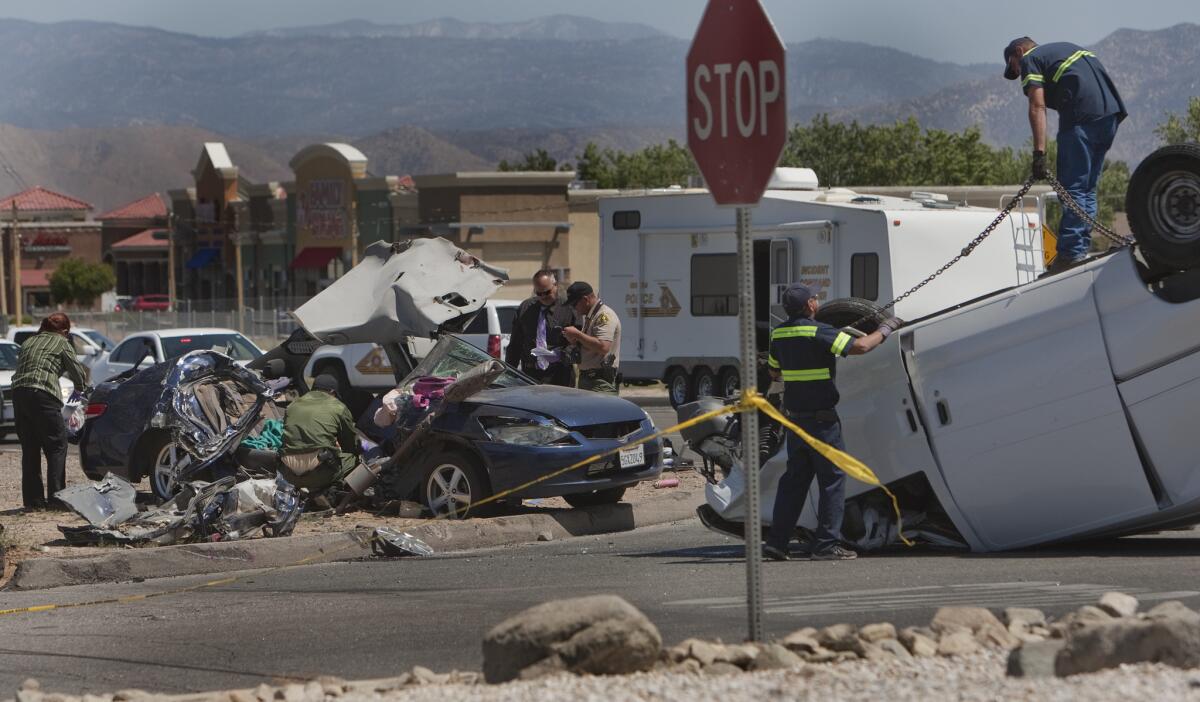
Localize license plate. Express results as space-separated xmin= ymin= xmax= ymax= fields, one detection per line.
xmin=618 ymin=443 xmax=645 ymax=469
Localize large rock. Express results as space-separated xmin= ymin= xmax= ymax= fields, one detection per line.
xmin=1007 ymin=640 xmax=1065 ymax=678
xmin=931 ymin=606 xmax=1019 ymax=649
xmin=1055 ymin=616 xmax=1200 ymax=676
xmin=1146 ymin=601 xmax=1200 ymax=623
xmin=1097 ymin=592 xmax=1138 ymax=619
xmin=858 ymin=622 xmax=897 ymax=643
xmin=482 ymin=595 xmax=662 ymax=683
xmin=937 ymin=630 xmax=980 ymax=657
xmin=1004 ymin=608 xmax=1047 ymax=628
xmin=899 ymin=628 xmax=938 ymax=658
xmin=817 ymin=623 xmax=860 ymax=652
xmin=750 ymin=643 xmax=803 ymax=670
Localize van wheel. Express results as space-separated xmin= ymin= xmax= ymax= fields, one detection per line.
xmin=1127 ymin=143 xmax=1200 ymax=269
xmin=564 ymin=486 xmax=627 ymax=508
xmin=815 ymin=297 xmax=884 ymax=334
xmin=692 ymin=367 xmax=715 ymax=399
xmin=665 ymin=368 xmax=691 ymax=408
xmin=718 ymin=367 xmax=740 ymax=398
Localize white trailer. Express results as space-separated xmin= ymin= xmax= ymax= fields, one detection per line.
xmin=599 ymin=169 xmax=1046 ymax=406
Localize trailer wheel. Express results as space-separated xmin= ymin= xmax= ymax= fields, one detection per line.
xmin=718 ymin=367 xmax=740 ymax=398
xmin=1127 ymin=143 xmax=1200 ymax=269
xmin=815 ymin=297 xmax=883 ymax=334
xmin=692 ymin=366 xmax=716 ymax=399
xmin=665 ymin=367 xmax=691 ymax=408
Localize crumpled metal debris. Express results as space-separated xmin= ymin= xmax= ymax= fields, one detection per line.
xmin=55 ymin=473 xmax=303 ymax=546
xmin=371 ymin=527 xmax=434 ymax=557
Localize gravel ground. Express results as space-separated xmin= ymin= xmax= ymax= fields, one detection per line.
xmin=0 ymin=443 xmax=704 ymax=586
xmin=333 ymin=653 xmax=1200 ymax=702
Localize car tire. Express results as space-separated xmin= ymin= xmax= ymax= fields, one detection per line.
xmin=691 ymin=366 xmax=716 ymax=399
xmin=815 ymin=297 xmax=883 ymax=334
xmin=563 ymin=486 xmax=627 ymax=508
xmin=314 ymin=362 xmax=371 ymax=419
xmin=1127 ymin=143 xmax=1200 ymax=269
xmin=419 ymin=449 xmax=492 ymax=519
xmin=665 ymin=367 xmax=691 ymax=408
xmin=718 ymin=367 xmax=740 ymax=399
xmin=139 ymin=431 xmax=181 ymax=502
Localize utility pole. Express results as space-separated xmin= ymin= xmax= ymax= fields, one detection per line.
xmin=234 ymin=206 xmax=244 ymax=334
xmin=12 ymin=202 xmax=21 ymax=324
xmin=0 ymin=204 xmax=10 ymax=322
xmin=167 ymin=213 xmax=177 ymax=312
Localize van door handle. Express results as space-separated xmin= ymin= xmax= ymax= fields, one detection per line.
xmin=936 ymin=399 xmax=951 ymax=426
xmin=905 ymin=408 xmax=919 ymax=433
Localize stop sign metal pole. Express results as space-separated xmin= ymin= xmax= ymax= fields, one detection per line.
xmin=736 ymin=205 xmax=764 ymax=642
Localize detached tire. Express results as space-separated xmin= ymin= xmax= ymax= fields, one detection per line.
xmin=815 ymin=297 xmax=884 ymax=334
xmin=1127 ymin=143 xmax=1200 ymax=269
xmin=564 ymin=486 xmax=627 ymax=508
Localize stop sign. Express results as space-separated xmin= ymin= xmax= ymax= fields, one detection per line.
xmin=686 ymin=0 xmax=787 ymax=206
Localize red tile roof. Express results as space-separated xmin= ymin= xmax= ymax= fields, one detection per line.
xmin=97 ymin=193 xmax=167 ymax=221
xmin=111 ymin=228 xmax=168 ymax=249
xmin=0 ymin=186 xmax=92 ymax=213
xmin=21 ymin=269 xmax=51 ymax=288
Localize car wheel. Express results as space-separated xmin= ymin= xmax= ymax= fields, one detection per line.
xmin=814 ymin=297 xmax=884 ymax=334
xmin=1127 ymin=143 xmax=1200 ymax=269
xmin=718 ymin=367 xmax=740 ymax=398
xmin=563 ymin=486 xmax=628 ymax=508
xmin=140 ymin=432 xmax=182 ymax=501
xmin=665 ymin=367 xmax=691 ymax=408
xmin=420 ymin=450 xmax=491 ymax=519
xmin=691 ymin=366 xmax=716 ymax=399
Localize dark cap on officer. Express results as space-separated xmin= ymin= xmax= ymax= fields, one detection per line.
xmin=312 ymin=373 xmax=340 ymax=394
xmin=781 ymin=283 xmax=815 ymax=316
xmin=565 ymin=281 xmax=594 ymax=305
xmin=1003 ymin=36 xmax=1035 ymax=80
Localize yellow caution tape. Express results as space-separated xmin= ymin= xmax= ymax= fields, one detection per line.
xmin=0 ymin=389 xmax=908 ymax=618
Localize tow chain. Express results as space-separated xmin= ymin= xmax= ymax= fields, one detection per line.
xmin=851 ymin=172 xmax=1134 ymax=327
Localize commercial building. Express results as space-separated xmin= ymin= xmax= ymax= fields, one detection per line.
xmin=0 ymin=186 xmax=102 ymax=313
xmin=98 ymin=193 xmax=169 ymax=297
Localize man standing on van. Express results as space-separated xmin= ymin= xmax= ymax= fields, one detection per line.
xmin=1003 ymin=36 xmax=1126 ymax=275
xmin=506 ymin=269 xmax=577 ymax=387
xmin=763 ymin=284 xmax=900 ymax=561
xmin=13 ymin=313 xmax=90 ymax=511
xmin=563 ymin=282 xmax=622 ymax=395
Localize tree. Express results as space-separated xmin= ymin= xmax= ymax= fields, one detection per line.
xmin=49 ymin=259 xmax=116 ymax=307
xmin=498 ymin=148 xmax=558 ymax=172
xmin=575 ymin=139 xmax=698 ymax=189
xmin=1155 ymin=97 xmax=1200 ymax=145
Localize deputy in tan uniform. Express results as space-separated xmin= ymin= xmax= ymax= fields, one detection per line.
xmin=562 ymin=281 xmax=622 ymax=394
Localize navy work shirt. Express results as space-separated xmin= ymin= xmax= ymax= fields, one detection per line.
xmin=1017 ymin=42 xmax=1126 ymax=127
xmin=767 ymin=317 xmax=854 ymax=413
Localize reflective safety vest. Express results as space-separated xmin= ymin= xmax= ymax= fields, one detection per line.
xmin=767 ymin=318 xmax=853 ymax=413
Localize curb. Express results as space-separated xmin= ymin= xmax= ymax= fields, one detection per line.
xmin=6 ymin=488 xmax=701 ymax=591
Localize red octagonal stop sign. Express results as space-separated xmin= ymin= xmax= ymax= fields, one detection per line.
xmin=687 ymin=0 xmax=787 ymax=206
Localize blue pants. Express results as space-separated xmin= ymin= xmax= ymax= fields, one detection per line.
xmin=766 ymin=418 xmax=846 ymax=554
xmin=1056 ymin=114 xmax=1119 ymax=261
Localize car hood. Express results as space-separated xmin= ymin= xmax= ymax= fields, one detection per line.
xmin=467 ymin=385 xmax=648 ymax=428
xmin=293 ymin=237 xmax=509 ymax=345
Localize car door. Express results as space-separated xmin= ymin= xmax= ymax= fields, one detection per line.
xmin=98 ymin=335 xmax=156 ymax=382
xmin=902 ymin=269 xmax=1159 ymax=550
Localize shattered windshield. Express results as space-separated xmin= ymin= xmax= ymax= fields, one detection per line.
xmin=400 ymin=334 xmax=530 ymax=392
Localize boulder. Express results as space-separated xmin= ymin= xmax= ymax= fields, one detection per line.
xmin=817 ymin=623 xmax=860 ymax=652
xmin=481 ymin=595 xmax=662 ymax=683
xmin=876 ymin=639 xmax=913 ymax=659
xmin=714 ymin=643 xmax=759 ymax=668
xmin=781 ymin=629 xmax=822 ymax=654
xmin=1097 ymin=592 xmax=1138 ymax=619
xmin=1006 ymin=639 xmax=1065 ymax=678
xmin=858 ymin=622 xmax=897 ymax=643
xmin=898 ymin=628 xmax=938 ymax=658
xmin=932 ymin=606 xmax=1018 ymax=649
xmin=1146 ymin=600 xmax=1200 ymax=623
xmin=1004 ymin=607 xmax=1047 ymax=628
xmin=750 ymin=643 xmax=804 ymax=670
xmin=682 ymin=639 xmax=723 ymax=666
xmin=1055 ymin=616 xmax=1200 ymax=676
xmin=937 ymin=630 xmax=980 ymax=657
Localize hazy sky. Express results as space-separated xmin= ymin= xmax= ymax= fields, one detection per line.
xmin=2 ymin=0 xmax=1198 ymax=64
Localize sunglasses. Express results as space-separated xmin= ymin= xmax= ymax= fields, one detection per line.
xmin=534 ymin=288 xmax=555 ymax=297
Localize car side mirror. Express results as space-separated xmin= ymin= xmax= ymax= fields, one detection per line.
xmin=83 ymin=345 xmax=100 ymax=357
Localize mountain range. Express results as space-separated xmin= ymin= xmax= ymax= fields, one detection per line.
xmin=0 ymin=17 xmax=1196 ymax=211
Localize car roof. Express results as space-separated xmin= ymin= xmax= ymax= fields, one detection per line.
xmin=127 ymin=328 xmax=246 ymax=338
xmin=9 ymin=325 xmax=98 ymax=333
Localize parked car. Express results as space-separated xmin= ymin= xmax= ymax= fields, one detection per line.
xmin=113 ymin=296 xmax=134 ymax=312
xmin=0 ymin=339 xmax=75 ymax=438
xmin=130 ymin=294 xmax=171 ymax=311
xmin=6 ymin=325 xmax=112 ymax=369
xmin=90 ymin=328 xmax=263 ymax=383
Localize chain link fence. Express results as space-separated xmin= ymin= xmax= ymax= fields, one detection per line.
xmin=55 ymin=298 xmax=309 ymax=349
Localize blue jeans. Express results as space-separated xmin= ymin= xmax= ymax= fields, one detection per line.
xmin=1056 ymin=114 xmax=1119 ymax=261
xmin=766 ymin=418 xmax=846 ymax=554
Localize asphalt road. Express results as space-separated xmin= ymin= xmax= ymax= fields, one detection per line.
xmin=2 ymin=516 xmax=1200 ymax=695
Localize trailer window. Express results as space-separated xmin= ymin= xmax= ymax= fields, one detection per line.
xmin=851 ymin=253 xmax=879 ymax=301
xmin=612 ymin=210 xmax=641 ymax=230
xmin=691 ymin=254 xmax=738 ymax=316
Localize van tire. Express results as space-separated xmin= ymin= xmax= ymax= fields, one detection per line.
xmin=665 ymin=367 xmax=691 ymax=408
xmin=692 ymin=366 xmax=716 ymax=399
xmin=1127 ymin=143 xmax=1200 ymax=269
xmin=815 ymin=298 xmax=884 ymax=334
xmin=718 ymin=367 xmax=740 ymax=398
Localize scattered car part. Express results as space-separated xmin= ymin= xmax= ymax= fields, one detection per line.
xmin=371 ymin=527 xmax=434 ymax=557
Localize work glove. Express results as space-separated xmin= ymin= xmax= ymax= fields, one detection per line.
xmin=877 ymin=317 xmax=904 ymax=339
xmin=1031 ymin=150 xmax=1048 ymax=180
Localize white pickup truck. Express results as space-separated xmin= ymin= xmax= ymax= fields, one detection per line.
xmin=690 ymin=143 xmax=1200 ymax=551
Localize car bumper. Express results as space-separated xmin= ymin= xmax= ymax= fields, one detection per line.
xmin=479 ymin=434 xmax=664 ymax=499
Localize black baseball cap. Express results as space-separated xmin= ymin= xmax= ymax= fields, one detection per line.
xmin=1003 ymin=37 xmax=1034 ymax=80
xmin=565 ymin=281 xmax=593 ymax=305
xmin=313 ymin=373 xmax=340 ymax=393
xmin=781 ymin=283 xmax=814 ymax=314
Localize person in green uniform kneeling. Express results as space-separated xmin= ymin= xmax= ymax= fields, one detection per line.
xmin=279 ymin=374 xmax=360 ymax=493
